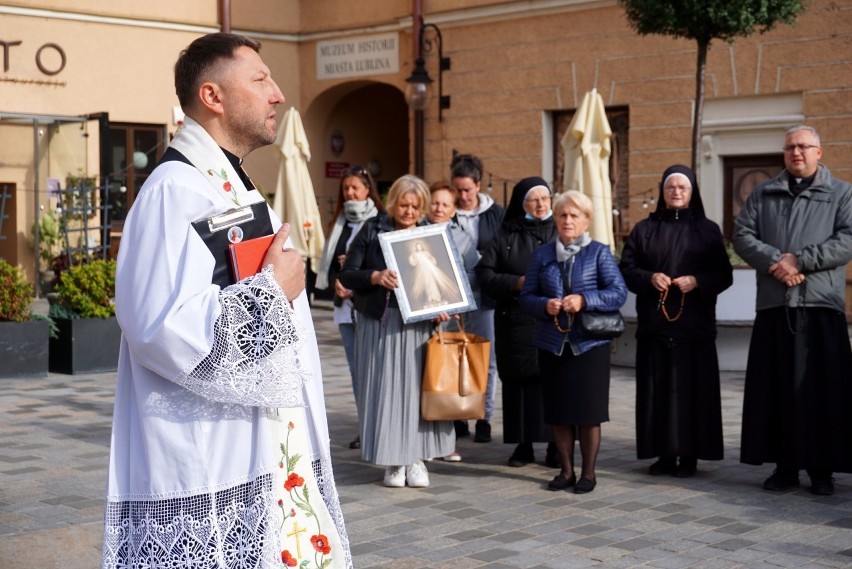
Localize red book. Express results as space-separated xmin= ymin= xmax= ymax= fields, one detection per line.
xmin=228 ymin=234 xmax=275 ymax=282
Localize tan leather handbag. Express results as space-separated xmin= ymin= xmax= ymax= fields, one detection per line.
xmin=421 ymin=319 xmax=490 ymax=421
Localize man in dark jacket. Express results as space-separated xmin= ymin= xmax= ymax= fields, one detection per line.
xmin=733 ymin=125 xmax=852 ymax=496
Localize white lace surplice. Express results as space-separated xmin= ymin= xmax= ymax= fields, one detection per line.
xmin=103 ymin=159 xmax=350 ymax=569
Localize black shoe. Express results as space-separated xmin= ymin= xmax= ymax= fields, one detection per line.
xmin=508 ymin=443 xmax=535 ymax=467
xmin=545 ymin=442 xmax=561 ymax=469
xmin=473 ymin=419 xmax=491 ymax=443
xmin=454 ymin=420 xmax=470 ymax=438
xmin=809 ymin=476 xmax=835 ymax=496
xmin=547 ymin=472 xmax=576 ymax=491
xmin=574 ymin=477 xmax=597 ymax=494
xmin=675 ymin=457 xmax=697 ymax=478
xmin=349 ymin=436 xmax=360 ymax=449
xmin=648 ymin=457 xmax=677 ymax=476
xmin=763 ymin=468 xmax=800 ymax=491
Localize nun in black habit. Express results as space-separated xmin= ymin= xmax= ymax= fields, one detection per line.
xmin=619 ymin=164 xmax=733 ymax=477
xmin=477 ymin=177 xmax=558 ymax=468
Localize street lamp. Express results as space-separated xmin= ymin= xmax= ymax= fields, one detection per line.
xmin=405 ymin=19 xmax=450 ymax=177
xmin=404 ymin=20 xmax=451 ymax=121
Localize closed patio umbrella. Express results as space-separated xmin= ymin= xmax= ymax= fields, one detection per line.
xmin=561 ymin=88 xmax=615 ymax=250
xmin=273 ymin=106 xmax=325 ymax=273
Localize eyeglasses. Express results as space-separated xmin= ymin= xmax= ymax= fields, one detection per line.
xmin=343 ymin=166 xmax=368 ymax=176
xmin=525 ymin=196 xmax=551 ymax=204
xmin=783 ymin=144 xmax=818 ymax=153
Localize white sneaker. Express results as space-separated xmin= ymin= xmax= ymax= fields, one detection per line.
xmin=441 ymin=452 xmax=462 ymax=462
xmin=406 ymin=460 xmax=430 ymax=488
xmin=383 ymin=465 xmax=405 ymax=488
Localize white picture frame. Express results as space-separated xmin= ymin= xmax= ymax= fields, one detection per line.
xmin=378 ymin=222 xmax=477 ymax=323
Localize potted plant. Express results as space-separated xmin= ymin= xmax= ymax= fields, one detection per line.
xmin=0 ymin=259 xmax=51 ymax=378
xmin=30 ymin=209 xmax=63 ymax=293
xmin=48 ymin=258 xmax=120 ymax=374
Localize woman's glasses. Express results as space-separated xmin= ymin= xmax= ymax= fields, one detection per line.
xmin=342 ymin=166 xmax=371 ymax=186
xmin=525 ymin=196 xmax=551 ymax=204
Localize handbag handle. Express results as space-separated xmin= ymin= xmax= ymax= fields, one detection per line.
xmin=435 ymin=316 xmax=471 ymax=396
xmin=436 ymin=314 xmax=466 ymax=342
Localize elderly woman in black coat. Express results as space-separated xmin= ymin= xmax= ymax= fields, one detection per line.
xmin=477 ymin=177 xmax=559 ymax=468
xmin=619 ymin=164 xmax=733 ymax=478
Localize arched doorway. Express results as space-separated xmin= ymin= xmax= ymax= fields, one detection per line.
xmin=302 ymin=81 xmax=409 ymax=301
xmin=303 ymin=81 xmax=409 ymax=228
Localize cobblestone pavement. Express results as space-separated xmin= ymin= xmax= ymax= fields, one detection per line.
xmin=1 ymin=305 xmax=851 ymax=568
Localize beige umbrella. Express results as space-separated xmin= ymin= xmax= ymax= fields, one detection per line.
xmin=561 ymin=88 xmax=615 ymax=250
xmin=273 ymin=106 xmax=325 ymax=273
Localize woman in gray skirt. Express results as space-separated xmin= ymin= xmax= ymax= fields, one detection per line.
xmin=339 ymin=175 xmax=454 ymax=488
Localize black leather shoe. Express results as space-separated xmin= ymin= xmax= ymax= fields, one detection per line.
xmin=573 ymin=477 xmax=597 ymax=494
xmin=508 ymin=443 xmax=534 ymax=467
xmin=809 ymin=476 xmax=835 ymax=496
xmin=547 ymin=472 xmax=576 ymax=491
xmin=763 ymin=468 xmax=800 ymax=491
xmin=349 ymin=436 xmax=360 ymax=450
xmin=649 ymin=457 xmax=677 ymax=476
xmin=473 ymin=419 xmax=491 ymax=443
xmin=544 ymin=442 xmax=561 ymax=469
xmin=454 ymin=420 xmax=470 ymax=438
xmin=675 ymin=457 xmax=697 ymax=478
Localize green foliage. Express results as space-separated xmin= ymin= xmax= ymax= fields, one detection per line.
xmin=53 ymin=259 xmax=116 ymax=319
xmin=30 ymin=210 xmax=62 ymax=271
xmin=617 ymin=0 xmax=808 ymax=44
xmin=726 ymin=241 xmax=748 ymax=268
xmin=31 ymin=313 xmax=59 ymax=339
xmin=0 ymin=259 xmax=35 ymax=322
xmin=617 ymin=0 xmax=808 ymax=170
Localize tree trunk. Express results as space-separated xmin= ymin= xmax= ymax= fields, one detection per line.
xmin=691 ymin=39 xmax=710 ymax=173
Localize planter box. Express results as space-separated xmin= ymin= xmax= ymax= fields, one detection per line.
xmin=0 ymin=320 xmax=50 ymax=378
xmin=49 ymin=317 xmax=121 ymax=374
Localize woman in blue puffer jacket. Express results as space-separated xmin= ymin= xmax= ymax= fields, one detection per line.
xmin=519 ymin=190 xmax=627 ymax=494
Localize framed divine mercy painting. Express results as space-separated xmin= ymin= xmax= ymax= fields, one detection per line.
xmin=378 ymin=222 xmax=476 ymax=323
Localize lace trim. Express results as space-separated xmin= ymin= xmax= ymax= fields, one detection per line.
xmin=178 ymin=267 xmax=310 ymax=407
xmin=313 ymin=454 xmax=352 ymax=569
xmin=103 ymin=459 xmax=352 ymax=569
xmin=103 ymin=474 xmax=281 ymax=569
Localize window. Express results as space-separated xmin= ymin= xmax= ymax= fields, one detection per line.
xmin=107 ymin=123 xmax=166 ymax=225
xmin=722 ymin=155 xmax=783 ymax=240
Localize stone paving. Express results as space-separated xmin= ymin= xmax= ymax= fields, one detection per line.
xmin=1 ymin=304 xmax=851 ymax=568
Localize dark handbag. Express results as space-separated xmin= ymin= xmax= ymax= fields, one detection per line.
xmin=553 ymin=310 xmax=625 ymax=339
xmin=576 ymin=310 xmax=625 ymax=339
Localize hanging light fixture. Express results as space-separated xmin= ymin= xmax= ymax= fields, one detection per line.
xmin=404 ymin=18 xmax=451 ymax=122
xmin=405 ymin=57 xmax=432 ymax=112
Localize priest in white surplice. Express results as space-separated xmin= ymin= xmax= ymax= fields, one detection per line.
xmin=102 ymin=33 xmax=351 ymax=569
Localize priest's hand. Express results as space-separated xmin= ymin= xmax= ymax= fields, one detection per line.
xmin=264 ymin=223 xmax=306 ymax=300
xmin=769 ymin=253 xmax=799 ymax=283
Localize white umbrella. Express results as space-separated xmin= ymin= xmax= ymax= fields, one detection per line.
xmin=561 ymin=88 xmax=615 ymax=250
xmin=273 ymin=107 xmax=325 ymax=273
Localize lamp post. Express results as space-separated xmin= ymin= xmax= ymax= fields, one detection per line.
xmin=405 ymin=19 xmax=450 ymax=177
